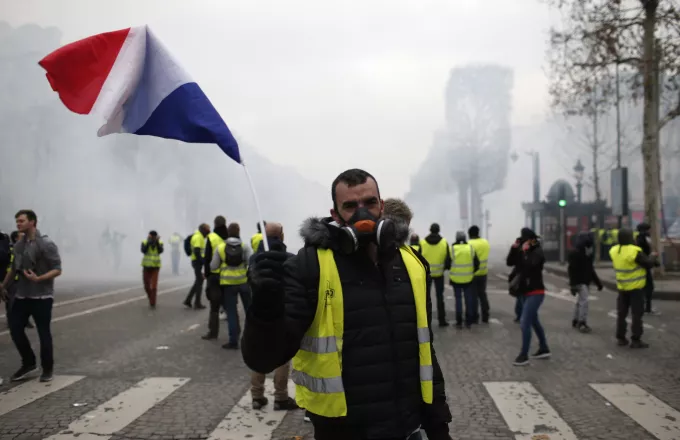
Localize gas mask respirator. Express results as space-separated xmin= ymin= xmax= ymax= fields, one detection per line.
xmin=337 ymin=207 xmax=397 ymax=255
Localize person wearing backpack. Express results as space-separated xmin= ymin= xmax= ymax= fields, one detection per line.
xmin=202 ymin=215 xmax=229 ymax=340
xmin=1 ymin=210 xmax=62 ymax=383
xmin=211 ymin=222 xmax=253 ymax=349
xmin=183 ymin=223 xmax=210 ymax=309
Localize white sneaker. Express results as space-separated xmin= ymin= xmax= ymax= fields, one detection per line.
xmin=303 ymin=415 xmax=311 ymax=422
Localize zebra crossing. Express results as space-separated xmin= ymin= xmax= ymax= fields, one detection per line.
xmin=1 ymin=375 xmax=679 ymax=439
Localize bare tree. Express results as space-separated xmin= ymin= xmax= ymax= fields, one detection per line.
xmin=545 ymin=0 xmax=680 ymax=256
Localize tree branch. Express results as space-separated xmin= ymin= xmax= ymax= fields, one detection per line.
xmin=659 ymin=90 xmax=680 ymax=129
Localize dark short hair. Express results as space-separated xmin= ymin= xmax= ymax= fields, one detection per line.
xmin=214 ymin=215 xmax=227 ymax=228
xmin=331 ymin=168 xmax=380 ymax=209
xmin=15 ymin=209 xmax=37 ymax=225
xmin=430 ymin=223 xmax=440 ymax=234
xmin=227 ymin=222 xmax=241 ymax=238
xmin=468 ymin=225 xmax=480 ymax=238
xmin=149 ymin=230 xmax=158 ymax=237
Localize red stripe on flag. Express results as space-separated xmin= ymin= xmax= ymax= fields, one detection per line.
xmin=38 ymin=28 xmax=131 ymax=114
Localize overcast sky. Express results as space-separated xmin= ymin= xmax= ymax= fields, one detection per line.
xmin=4 ymin=0 xmax=559 ymax=198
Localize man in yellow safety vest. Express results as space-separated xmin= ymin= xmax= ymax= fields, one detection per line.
xmin=141 ymin=230 xmax=163 ymax=307
xmin=467 ymin=225 xmax=490 ymax=323
xmin=242 ymin=168 xmax=452 ymax=440
xmin=419 ymin=223 xmax=452 ymax=327
xmin=609 ymin=228 xmax=658 ymax=348
xmin=449 ymin=231 xmax=480 ymax=329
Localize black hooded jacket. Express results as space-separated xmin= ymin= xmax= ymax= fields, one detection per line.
xmin=203 ymin=225 xmax=229 ymax=276
xmin=423 ymin=233 xmax=452 ymax=270
xmin=241 ymin=217 xmax=452 ymax=440
xmin=567 ymin=234 xmax=603 ymax=288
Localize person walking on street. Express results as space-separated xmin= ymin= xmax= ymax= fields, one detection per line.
xmin=467 ymin=225 xmax=490 ymax=323
xmin=567 ymin=232 xmax=603 ymax=333
xmin=419 ymin=223 xmax=451 ymax=327
xmin=611 ymin=228 xmax=659 ymax=348
xmin=506 ymin=237 xmax=523 ymax=323
xmin=211 ymin=222 xmax=252 ymax=349
xmin=4 ymin=231 xmax=34 ymax=330
xmin=1 ymin=210 xmax=62 ymax=382
xmin=141 ymin=231 xmax=163 ymax=308
xmin=202 ymin=216 xmax=228 ymax=340
xmin=410 ymin=234 xmax=421 ymax=253
xmin=168 ymin=232 xmax=182 ymax=275
xmin=635 ymin=223 xmax=659 ymax=315
xmin=248 ymin=222 xmax=299 ymax=411
xmin=242 ymin=168 xmax=452 ymax=440
xmin=184 ymin=223 xmax=210 ymax=309
xmin=450 ymin=231 xmax=480 ymax=329
xmin=513 ymin=228 xmax=551 ymax=366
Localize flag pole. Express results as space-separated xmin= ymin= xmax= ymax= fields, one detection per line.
xmin=241 ymin=162 xmax=270 ymax=252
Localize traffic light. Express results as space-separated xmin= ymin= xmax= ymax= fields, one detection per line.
xmin=557 ymin=184 xmax=567 ymax=207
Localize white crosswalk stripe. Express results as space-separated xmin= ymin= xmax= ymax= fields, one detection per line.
xmin=207 ymin=379 xmax=295 ymax=440
xmin=1 ymin=375 xmax=679 ymax=439
xmin=484 ymin=381 xmax=579 ymax=440
xmin=590 ymin=384 xmax=680 ymax=440
xmin=0 ymin=375 xmax=85 ymax=417
xmin=45 ymin=377 xmax=189 ymax=440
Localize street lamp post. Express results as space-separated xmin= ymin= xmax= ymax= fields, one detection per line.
xmin=511 ymin=150 xmax=540 ymax=231
xmin=573 ymin=159 xmax=585 ymax=203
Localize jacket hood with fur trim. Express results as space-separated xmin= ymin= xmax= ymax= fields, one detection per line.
xmin=299 ymin=216 xmax=411 ymax=249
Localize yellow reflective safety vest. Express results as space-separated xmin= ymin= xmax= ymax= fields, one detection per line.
xmin=251 ymin=233 xmax=263 ymax=253
xmin=609 ymin=244 xmax=647 ymax=291
xmin=217 ymin=243 xmax=247 ymax=285
xmin=141 ymin=240 xmax=163 ymax=268
xmin=189 ymin=231 xmax=206 ymax=261
xmin=169 ymin=233 xmax=182 ymax=247
xmin=419 ymin=239 xmax=448 ymax=278
xmin=206 ymin=232 xmax=226 ymax=274
xmin=468 ymin=238 xmax=490 ymax=276
xmin=8 ymin=247 xmax=18 ymax=281
xmin=292 ymin=246 xmax=433 ymax=417
xmin=449 ymin=243 xmax=475 ymax=284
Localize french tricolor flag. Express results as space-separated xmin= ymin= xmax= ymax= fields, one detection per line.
xmin=38 ymin=25 xmax=240 ymax=163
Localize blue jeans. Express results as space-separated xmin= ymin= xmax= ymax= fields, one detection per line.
xmin=519 ymin=294 xmax=549 ymax=356
xmin=514 ymin=296 xmax=524 ymax=320
xmin=452 ymin=283 xmax=474 ymax=325
xmin=222 ymin=284 xmax=252 ymax=345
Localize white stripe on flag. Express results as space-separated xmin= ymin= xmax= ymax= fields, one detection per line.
xmin=207 ymin=379 xmax=296 ymax=440
xmin=45 ymin=377 xmax=189 ymax=440
xmin=590 ymin=383 xmax=680 ymax=440
xmin=484 ymin=381 xmax=578 ymax=440
xmin=0 ymin=375 xmax=85 ymax=417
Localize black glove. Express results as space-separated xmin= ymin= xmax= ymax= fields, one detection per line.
xmin=570 ymin=286 xmax=578 ymax=296
xmin=597 ymin=284 xmax=604 ymax=291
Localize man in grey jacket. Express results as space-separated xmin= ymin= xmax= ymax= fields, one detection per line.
xmin=1 ymin=210 xmax=62 ymax=382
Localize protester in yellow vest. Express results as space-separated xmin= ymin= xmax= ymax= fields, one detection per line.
xmin=211 ymin=222 xmax=252 ymax=350
xmin=419 ymin=223 xmax=452 ymax=327
xmin=609 ymin=228 xmax=658 ymax=349
xmin=242 ymin=169 xmax=452 ymax=440
xmin=141 ymin=230 xmax=163 ymax=308
xmin=410 ymin=234 xmax=421 ymax=253
xmin=467 ymin=225 xmax=491 ymax=323
xmin=183 ymin=223 xmax=210 ymax=310
xmin=202 ymin=216 xmax=228 ymax=341
xmin=251 ymin=221 xmax=266 ymax=253
xmin=450 ymin=231 xmax=480 ymax=329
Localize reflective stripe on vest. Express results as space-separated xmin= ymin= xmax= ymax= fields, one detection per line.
xmin=419 ymin=239 xmax=448 ymax=277
xmin=190 ymin=231 xmax=206 ymax=261
xmin=217 ymin=244 xmax=247 ymax=285
xmin=609 ymin=244 xmax=647 ymax=291
xmin=291 ymin=246 xmax=433 ymax=418
xmin=141 ymin=239 xmax=163 ymax=268
xmin=207 ymin=232 xmax=225 ymax=274
xmin=468 ymin=238 xmax=490 ymax=276
xmin=449 ymin=244 xmax=475 ymax=284
xmin=251 ymin=233 xmax=263 ymax=253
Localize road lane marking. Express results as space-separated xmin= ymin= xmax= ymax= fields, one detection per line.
xmin=590 ymin=384 xmax=680 ymax=440
xmin=0 ymin=375 xmax=85 ymax=417
xmin=484 ymin=381 xmax=578 ymax=440
xmin=607 ymin=311 xmax=654 ymax=329
xmin=187 ymin=324 xmax=200 ymax=331
xmin=207 ymin=379 xmax=295 ymax=440
xmin=45 ymin=377 xmax=189 ymax=440
xmin=0 ymin=282 xmax=179 ymax=319
xmin=0 ymin=284 xmax=192 ymax=337
xmin=489 ymin=318 xmax=502 ymax=325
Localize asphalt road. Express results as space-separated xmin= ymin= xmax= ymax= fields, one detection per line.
xmin=0 ymin=261 xmax=678 ymax=440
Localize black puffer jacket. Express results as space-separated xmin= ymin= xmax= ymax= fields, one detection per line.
xmin=242 ymin=217 xmax=452 ymax=440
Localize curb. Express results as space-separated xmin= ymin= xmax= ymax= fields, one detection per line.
xmin=543 ymin=265 xmax=680 ymax=301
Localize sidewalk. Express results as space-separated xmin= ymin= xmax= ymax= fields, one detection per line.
xmin=544 ymin=262 xmax=680 ymax=301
